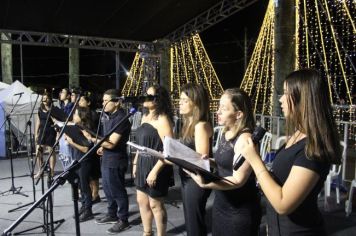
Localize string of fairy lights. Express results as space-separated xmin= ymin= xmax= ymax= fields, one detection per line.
xmin=241 ymin=0 xmax=355 ymax=142
xmin=170 ymin=33 xmax=224 ymax=110
xmin=296 ymin=0 xmax=355 ymax=143
xmin=121 ymin=53 xmax=160 ymax=97
xmin=240 ymin=0 xmax=275 ymax=116
xmin=296 ymin=0 xmax=355 ymax=105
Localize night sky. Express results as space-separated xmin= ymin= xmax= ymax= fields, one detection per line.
xmin=5 ymin=1 xmax=269 ymax=94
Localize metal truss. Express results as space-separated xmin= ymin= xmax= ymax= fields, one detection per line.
xmin=0 ymin=29 xmax=154 ymax=52
xmin=165 ymin=0 xmax=259 ymax=42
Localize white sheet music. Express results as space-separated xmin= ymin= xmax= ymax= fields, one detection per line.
xmin=54 ymin=121 xmax=75 ymax=127
xmin=163 ymin=137 xmax=210 ymax=171
xmin=127 ymin=141 xmax=165 ymax=159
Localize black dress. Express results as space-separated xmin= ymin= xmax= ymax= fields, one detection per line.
xmin=135 ymin=123 xmax=173 ymax=197
xmin=37 ymin=107 xmax=56 ymax=146
xmin=267 ymin=138 xmax=330 ymax=235
xmin=213 ymin=134 xmax=261 ymax=236
xmin=179 ymin=139 xmax=211 ymax=236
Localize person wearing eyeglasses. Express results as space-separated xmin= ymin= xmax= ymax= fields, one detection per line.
xmin=83 ymin=89 xmax=131 ymax=234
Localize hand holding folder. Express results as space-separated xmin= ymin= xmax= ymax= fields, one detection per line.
xmin=62 ymin=125 xmax=92 ymax=147
xmin=127 ymin=137 xmax=234 ymax=184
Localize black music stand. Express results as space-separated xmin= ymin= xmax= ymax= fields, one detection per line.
xmin=2 ymin=107 xmax=137 ymax=236
xmin=0 ymin=94 xmax=28 ymax=197
xmin=8 ymin=93 xmax=40 ymax=212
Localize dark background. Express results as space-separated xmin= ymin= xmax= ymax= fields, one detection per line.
xmin=2 ymin=1 xmax=269 ymax=94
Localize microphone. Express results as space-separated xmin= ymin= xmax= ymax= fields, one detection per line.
xmin=233 ymin=126 xmax=267 ymax=170
xmin=112 ymin=95 xmax=158 ymax=103
xmin=14 ymin=92 xmax=24 ymax=96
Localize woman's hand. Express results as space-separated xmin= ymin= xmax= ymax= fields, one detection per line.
xmin=146 ymin=169 xmax=158 ymax=187
xmin=133 ymin=164 xmax=137 ymax=178
xmin=184 ymin=169 xmax=206 ymax=188
xmin=240 ymin=137 xmax=260 ymax=164
xmin=82 ymin=130 xmax=92 ymax=141
xmin=201 ymin=154 xmax=209 ymax=160
xmin=64 ymin=134 xmax=73 ymax=144
xmin=97 ymin=147 xmax=104 ymax=156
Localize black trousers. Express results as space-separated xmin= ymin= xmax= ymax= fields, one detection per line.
xmin=181 ymin=176 xmax=211 ymax=236
xmin=79 ymin=160 xmax=93 ymax=209
xmin=101 ymin=162 xmax=129 ymax=221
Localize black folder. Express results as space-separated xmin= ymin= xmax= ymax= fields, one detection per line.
xmin=50 ymin=106 xmax=68 ymax=122
xmin=166 ymin=157 xmax=235 ymax=185
xmin=76 ymin=124 xmax=104 ymax=140
xmin=62 ymin=125 xmax=91 ymax=147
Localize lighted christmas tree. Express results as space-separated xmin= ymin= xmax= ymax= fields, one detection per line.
xmin=122 ymin=34 xmax=224 ymax=111
xmin=240 ymin=0 xmax=275 ymax=116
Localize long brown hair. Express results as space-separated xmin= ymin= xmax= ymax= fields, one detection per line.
xmin=180 ymin=83 xmax=211 ymax=142
xmin=223 ymin=88 xmax=255 ymax=139
xmin=40 ymin=92 xmax=52 ymax=110
xmin=143 ymin=84 xmax=174 ymax=123
xmin=75 ymin=107 xmax=93 ymax=130
xmin=284 ymin=69 xmax=341 ymax=164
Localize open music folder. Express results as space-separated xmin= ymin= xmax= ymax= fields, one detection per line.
xmin=50 ymin=106 xmax=68 ymax=122
xmin=127 ymin=137 xmax=234 ymax=184
xmin=55 ymin=122 xmax=98 ymax=147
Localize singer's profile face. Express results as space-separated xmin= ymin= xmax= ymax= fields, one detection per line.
xmin=279 ymin=82 xmax=291 ymax=117
xmin=102 ymin=94 xmax=116 ymax=113
xmin=71 ymin=93 xmax=78 ymax=103
xmin=79 ymin=96 xmax=90 ymax=108
xmin=179 ymin=92 xmax=193 ymax=115
xmin=143 ymin=87 xmax=156 ymax=109
xmin=59 ymin=89 xmax=68 ymax=101
xmin=217 ymin=94 xmax=238 ymax=127
xmin=42 ymin=95 xmax=49 ymax=104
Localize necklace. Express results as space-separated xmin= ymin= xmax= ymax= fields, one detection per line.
xmin=286 ymin=130 xmax=303 ymax=148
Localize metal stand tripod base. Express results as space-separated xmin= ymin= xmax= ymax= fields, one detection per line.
xmin=13 ymin=218 xmax=65 ymax=235
xmin=8 ymin=201 xmax=42 ymax=213
xmin=0 ymin=186 xmax=28 ymax=197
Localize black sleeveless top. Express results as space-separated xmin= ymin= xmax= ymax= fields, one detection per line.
xmin=214 ymin=131 xmax=259 ymax=209
xmin=135 ymin=123 xmax=173 ymax=197
xmin=179 ymin=138 xmax=213 ymax=179
xmin=37 ymin=107 xmax=56 ymax=146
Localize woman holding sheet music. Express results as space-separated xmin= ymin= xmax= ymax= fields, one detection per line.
xmin=79 ymin=93 xmax=102 ymax=204
xmin=178 ymin=83 xmax=213 ymax=236
xmin=34 ymin=92 xmax=57 ymax=178
xmin=64 ymin=106 xmax=95 ymax=222
xmin=133 ymin=85 xmax=174 ymax=236
xmin=189 ymin=88 xmax=261 ymax=236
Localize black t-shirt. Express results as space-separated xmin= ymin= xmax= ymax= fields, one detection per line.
xmin=102 ymin=108 xmax=131 ymax=168
xmin=267 ymin=138 xmax=330 ymax=236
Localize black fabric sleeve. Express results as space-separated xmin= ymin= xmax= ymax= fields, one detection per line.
xmin=113 ymin=112 xmax=131 ymax=135
xmin=293 ymin=150 xmax=325 ymax=175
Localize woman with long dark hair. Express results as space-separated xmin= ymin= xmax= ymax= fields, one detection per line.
xmin=79 ymin=93 xmax=101 ymax=204
xmin=241 ymin=69 xmax=341 ymax=235
xmin=133 ymin=84 xmax=174 ymax=236
xmin=65 ymin=106 xmax=95 ymax=222
xmin=178 ymin=83 xmax=213 ymax=236
xmin=34 ymin=92 xmax=57 ymax=178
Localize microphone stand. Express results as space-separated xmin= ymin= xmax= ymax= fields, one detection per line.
xmin=11 ymin=98 xmax=65 ymax=236
xmin=31 ymin=98 xmax=81 ymax=235
xmin=0 ymin=94 xmax=28 ymax=197
xmin=8 ymin=93 xmax=40 ymax=212
xmin=2 ymin=107 xmax=137 ymax=236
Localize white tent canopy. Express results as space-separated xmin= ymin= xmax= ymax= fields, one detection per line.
xmin=0 ymin=80 xmax=42 ymax=158
xmin=0 ymin=81 xmax=10 ymax=91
